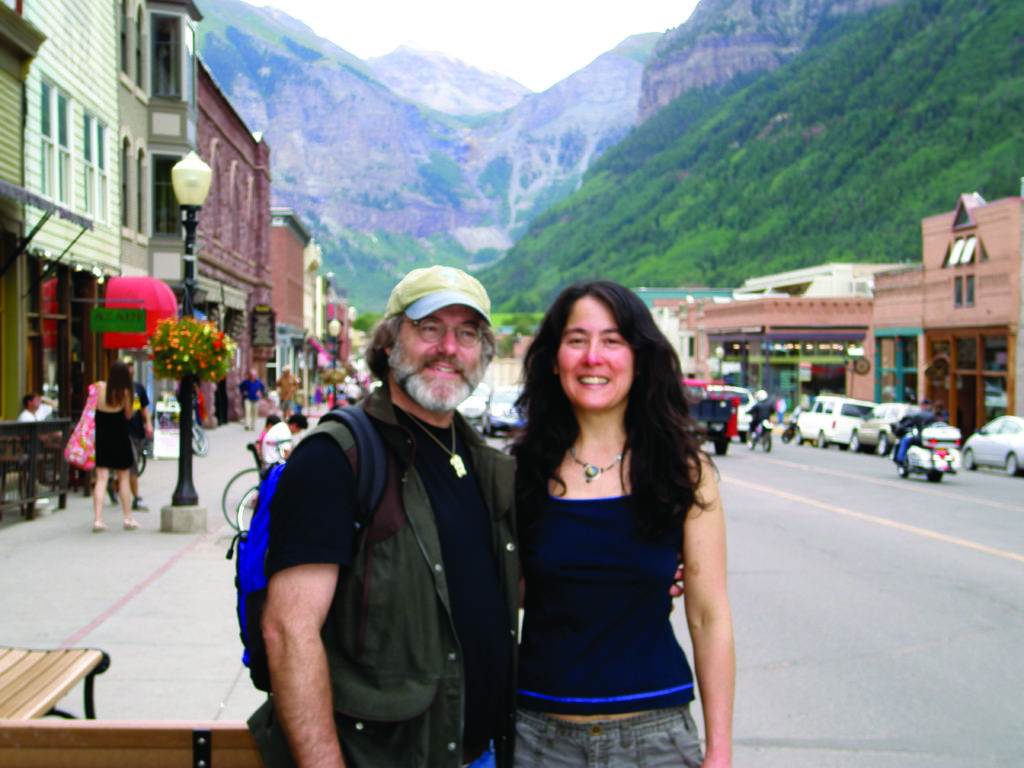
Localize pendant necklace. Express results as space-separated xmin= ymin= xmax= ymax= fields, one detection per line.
xmin=569 ymin=446 xmax=624 ymax=483
xmin=407 ymin=414 xmax=468 ymax=478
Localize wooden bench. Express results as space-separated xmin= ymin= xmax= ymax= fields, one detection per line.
xmin=0 ymin=648 xmax=110 ymax=720
xmin=0 ymin=720 xmax=263 ymax=767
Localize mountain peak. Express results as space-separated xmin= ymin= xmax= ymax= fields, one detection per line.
xmin=368 ymin=46 xmax=532 ymax=115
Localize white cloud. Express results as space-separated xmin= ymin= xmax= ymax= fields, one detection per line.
xmin=238 ymin=0 xmax=698 ymax=92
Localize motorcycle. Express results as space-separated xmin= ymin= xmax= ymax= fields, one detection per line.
xmin=748 ymin=419 xmax=773 ymax=452
xmin=780 ymin=407 xmax=802 ymax=444
xmin=895 ymin=423 xmax=962 ymax=482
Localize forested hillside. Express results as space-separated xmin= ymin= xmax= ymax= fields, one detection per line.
xmin=482 ymin=0 xmax=1024 ymax=310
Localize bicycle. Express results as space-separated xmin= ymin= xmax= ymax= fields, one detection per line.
xmin=221 ymin=443 xmax=263 ymax=532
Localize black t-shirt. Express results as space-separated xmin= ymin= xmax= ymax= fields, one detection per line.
xmin=266 ymin=412 xmax=512 ymax=756
xmin=128 ymin=383 xmax=150 ymax=439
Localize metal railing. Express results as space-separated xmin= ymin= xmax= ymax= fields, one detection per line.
xmin=0 ymin=419 xmax=73 ymax=519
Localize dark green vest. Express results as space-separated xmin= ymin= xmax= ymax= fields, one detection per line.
xmin=251 ymin=386 xmax=519 ymax=768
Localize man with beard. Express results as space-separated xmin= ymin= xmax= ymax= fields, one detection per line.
xmin=250 ymin=266 xmax=518 ymax=768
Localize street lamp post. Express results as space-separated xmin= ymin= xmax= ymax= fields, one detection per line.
xmin=327 ymin=317 xmax=342 ymax=408
xmin=169 ymin=152 xmax=212 ymax=510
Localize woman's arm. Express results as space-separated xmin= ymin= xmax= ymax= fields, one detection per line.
xmin=683 ymin=460 xmax=735 ymax=768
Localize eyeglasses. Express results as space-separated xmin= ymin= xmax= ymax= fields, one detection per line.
xmin=409 ymin=317 xmax=483 ymax=348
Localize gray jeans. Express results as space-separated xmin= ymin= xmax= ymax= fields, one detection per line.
xmin=514 ymin=707 xmax=703 ymax=768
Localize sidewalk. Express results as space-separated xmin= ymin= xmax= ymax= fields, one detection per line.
xmin=0 ymin=421 xmax=266 ymax=722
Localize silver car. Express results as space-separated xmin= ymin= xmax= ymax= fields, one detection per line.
xmin=962 ymin=416 xmax=1024 ymax=476
xmin=855 ymin=402 xmax=919 ymax=455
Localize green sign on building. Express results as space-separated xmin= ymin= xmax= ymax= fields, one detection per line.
xmin=91 ymin=307 xmax=146 ymax=333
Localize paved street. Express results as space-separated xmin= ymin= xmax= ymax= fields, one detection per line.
xmin=693 ymin=438 xmax=1024 ymax=767
xmin=2 ymin=425 xmax=1023 ymax=766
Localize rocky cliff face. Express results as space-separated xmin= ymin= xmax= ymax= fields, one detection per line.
xmin=638 ymin=0 xmax=900 ymax=122
xmin=367 ymin=46 xmax=531 ymax=116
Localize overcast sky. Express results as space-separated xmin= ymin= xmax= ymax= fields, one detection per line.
xmin=239 ymin=1 xmax=700 ymax=92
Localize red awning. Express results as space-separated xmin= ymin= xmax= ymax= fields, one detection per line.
xmin=102 ymin=276 xmax=178 ymax=350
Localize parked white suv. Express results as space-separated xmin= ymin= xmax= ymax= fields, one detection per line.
xmin=796 ymin=395 xmax=877 ymax=450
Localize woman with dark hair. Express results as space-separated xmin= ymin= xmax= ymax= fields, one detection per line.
xmin=92 ymin=361 xmax=140 ymax=532
xmin=512 ymin=280 xmax=734 ymax=767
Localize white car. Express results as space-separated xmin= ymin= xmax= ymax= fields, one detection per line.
xmin=457 ymin=382 xmax=491 ymax=425
xmin=796 ymin=395 xmax=877 ymax=450
xmin=708 ymin=385 xmax=754 ymax=440
xmin=962 ymin=415 xmax=1024 ymax=476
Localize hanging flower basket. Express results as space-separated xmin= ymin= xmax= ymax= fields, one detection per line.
xmin=150 ymin=316 xmax=237 ymax=382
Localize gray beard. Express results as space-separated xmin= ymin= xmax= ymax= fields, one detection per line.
xmin=389 ymin=344 xmax=482 ymax=413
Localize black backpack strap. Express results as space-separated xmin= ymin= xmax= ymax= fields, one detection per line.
xmin=315 ymin=405 xmax=387 ymax=529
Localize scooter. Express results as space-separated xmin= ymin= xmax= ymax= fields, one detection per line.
xmin=895 ymin=423 xmax=962 ymax=482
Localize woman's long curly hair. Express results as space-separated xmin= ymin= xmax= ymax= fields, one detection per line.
xmin=512 ymin=281 xmax=706 ymax=538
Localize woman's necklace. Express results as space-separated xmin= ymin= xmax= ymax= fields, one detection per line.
xmin=569 ymin=446 xmax=624 ymax=483
xmin=406 ymin=414 xmax=468 ymax=478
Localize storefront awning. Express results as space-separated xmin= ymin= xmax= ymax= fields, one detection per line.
xmin=102 ymin=276 xmax=178 ymax=350
xmin=709 ymin=330 xmax=866 ymax=343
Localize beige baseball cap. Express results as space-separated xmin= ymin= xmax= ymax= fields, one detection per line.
xmin=384 ymin=265 xmax=491 ymax=323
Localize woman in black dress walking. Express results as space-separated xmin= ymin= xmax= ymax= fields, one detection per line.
xmin=92 ymin=361 xmax=140 ymax=532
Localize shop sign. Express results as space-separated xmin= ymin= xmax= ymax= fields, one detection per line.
xmin=251 ymin=305 xmax=276 ymax=348
xmin=91 ymin=307 xmax=147 ymax=333
xmin=799 ymin=361 xmax=812 ymax=382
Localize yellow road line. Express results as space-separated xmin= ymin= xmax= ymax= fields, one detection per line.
xmin=756 ymin=456 xmax=1024 ymax=513
xmin=720 ymin=473 xmax=1024 ymax=565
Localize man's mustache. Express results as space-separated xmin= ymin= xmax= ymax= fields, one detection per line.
xmin=420 ymin=355 xmax=467 ymax=379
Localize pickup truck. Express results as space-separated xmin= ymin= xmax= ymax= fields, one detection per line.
xmin=683 ymin=379 xmax=739 ymax=456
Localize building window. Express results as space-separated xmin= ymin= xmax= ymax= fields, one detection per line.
xmin=152 ymin=154 xmax=178 ymax=234
xmin=151 ymin=14 xmax=180 ymax=98
xmin=82 ymin=115 xmax=107 ymax=221
xmin=136 ymin=148 xmax=145 ymax=232
xmin=40 ymin=83 xmax=71 ymax=203
xmin=40 ymin=82 xmax=53 ymax=197
xmin=121 ymin=138 xmax=130 ymax=227
xmin=953 ymin=276 xmax=962 ymax=307
xmin=184 ymin=21 xmax=196 ymax=106
xmin=135 ymin=11 xmax=144 ymax=88
xmin=965 ymin=274 xmax=975 ymax=307
xmin=120 ymin=1 xmax=128 ymax=73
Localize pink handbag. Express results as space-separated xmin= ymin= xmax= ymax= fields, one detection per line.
xmin=64 ymin=383 xmax=98 ymax=471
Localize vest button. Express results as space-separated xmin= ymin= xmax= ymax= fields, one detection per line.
xmin=434 ymin=563 xmax=443 ymax=573
xmin=448 ymin=652 xmax=456 ymax=661
xmin=447 ymin=742 xmax=457 ymax=752
xmin=505 ymin=542 xmax=515 ymax=552
xmin=354 ymin=721 xmax=365 ymax=731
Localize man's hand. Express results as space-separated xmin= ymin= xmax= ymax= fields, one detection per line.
xmin=670 ymin=562 xmax=685 ymax=598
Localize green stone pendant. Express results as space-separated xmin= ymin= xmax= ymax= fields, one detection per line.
xmin=584 ymin=464 xmax=601 ymax=482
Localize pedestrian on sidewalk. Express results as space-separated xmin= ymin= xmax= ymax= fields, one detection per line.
xmin=511 ymin=280 xmax=735 ymax=767
xmin=275 ymin=367 xmax=299 ymax=418
xmin=92 ymin=362 xmax=140 ymax=532
xmin=249 ymin=265 xmax=516 ymax=768
xmin=239 ymin=370 xmax=266 ymax=431
xmin=124 ymin=361 xmax=152 ymax=512
xmin=260 ymin=413 xmax=307 ymax=467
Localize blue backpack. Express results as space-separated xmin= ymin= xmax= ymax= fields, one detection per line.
xmin=229 ymin=405 xmax=387 ymax=691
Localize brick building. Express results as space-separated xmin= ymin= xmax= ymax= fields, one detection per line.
xmin=872 ymin=192 xmax=1021 ymax=433
xmin=268 ymin=207 xmax=309 ymax=387
xmin=195 ymin=59 xmax=271 ymax=423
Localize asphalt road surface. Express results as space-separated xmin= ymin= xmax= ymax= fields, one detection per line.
xmin=692 ymin=437 xmax=1024 ymax=767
